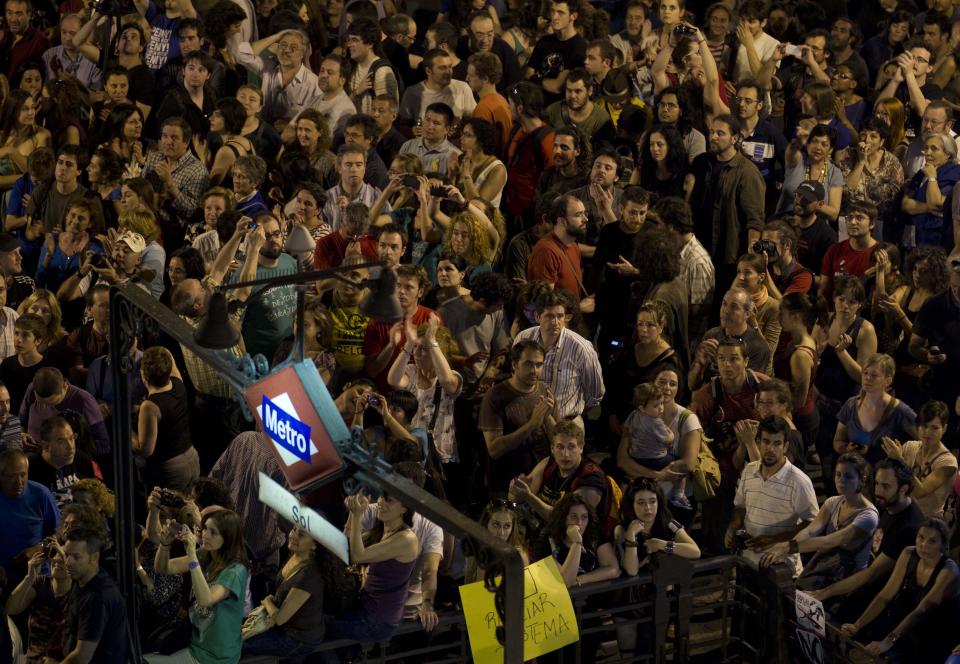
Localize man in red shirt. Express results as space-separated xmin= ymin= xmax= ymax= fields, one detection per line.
xmin=363 ymin=264 xmax=441 ymax=390
xmin=467 ymin=51 xmax=513 ymax=159
xmin=527 ymin=194 xmax=594 ymax=312
xmin=0 ymin=0 xmax=51 ymax=79
xmin=504 ymin=82 xmax=555 ymax=227
xmin=313 ymin=201 xmax=378 ymax=269
xmin=820 ymin=199 xmax=879 ymax=300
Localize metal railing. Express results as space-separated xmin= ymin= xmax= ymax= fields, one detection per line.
xmin=290 ymin=554 xmax=894 ymax=664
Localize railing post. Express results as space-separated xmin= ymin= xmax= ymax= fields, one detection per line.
xmin=651 ymin=555 xmax=694 ymax=663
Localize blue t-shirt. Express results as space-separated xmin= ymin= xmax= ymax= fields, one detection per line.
xmin=144 ymin=3 xmax=181 ymax=70
xmin=0 ymin=481 xmax=60 ymax=571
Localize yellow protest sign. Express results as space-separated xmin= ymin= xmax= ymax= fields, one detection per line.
xmin=458 ymin=556 xmax=579 ymax=663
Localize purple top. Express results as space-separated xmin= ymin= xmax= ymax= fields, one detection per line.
xmin=360 ymin=546 xmax=416 ymax=625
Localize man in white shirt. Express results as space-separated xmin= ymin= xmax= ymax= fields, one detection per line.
xmin=316 ymin=54 xmax=357 ymax=132
xmin=512 ymin=290 xmax=605 ymax=422
xmin=231 ymin=29 xmax=322 ymax=124
xmin=726 ymin=416 xmax=818 ymax=576
xmin=399 ymin=48 xmax=476 ymax=127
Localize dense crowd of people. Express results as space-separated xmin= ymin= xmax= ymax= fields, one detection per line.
xmin=4 ymin=0 xmax=960 ymax=661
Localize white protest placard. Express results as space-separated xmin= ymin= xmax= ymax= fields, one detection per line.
xmin=795 ymin=590 xmax=826 ymax=637
xmin=257 ymin=471 xmax=349 ymax=563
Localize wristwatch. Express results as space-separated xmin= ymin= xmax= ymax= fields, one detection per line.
xmin=665 ymin=541 xmax=675 ymax=555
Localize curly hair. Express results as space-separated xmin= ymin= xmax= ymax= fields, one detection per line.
xmin=203 ymin=0 xmax=249 ymax=48
xmin=638 ymin=124 xmax=688 ymax=187
xmin=72 ymin=478 xmax=116 ymax=517
xmin=904 ymin=245 xmax=949 ymax=294
xmin=294 ymin=108 xmax=333 ymax=154
xmin=634 ymin=227 xmax=681 ymax=282
xmin=445 ymin=212 xmax=492 ymax=266
xmin=120 ymin=204 xmax=159 ymax=243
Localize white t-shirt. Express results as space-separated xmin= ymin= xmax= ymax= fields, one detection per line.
xmin=733 ymin=32 xmax=780 ymax=84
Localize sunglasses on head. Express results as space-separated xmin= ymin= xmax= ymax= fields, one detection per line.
xmin=491 ymin=498 xmax=519 ymax=511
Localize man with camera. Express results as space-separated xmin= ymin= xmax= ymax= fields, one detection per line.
xmin=0 ymin=449 xmax=59 ymax=583
xmin=753 ymin=220 xmax=813 ymax=298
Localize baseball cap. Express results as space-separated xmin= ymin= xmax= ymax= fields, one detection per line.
xmin=0 ymin=233 xmax=20 ymax=253
xmin=116 ymin=230 xmax=146 ymax=253
xmin=795 ymin=180 xmax=825 ymax=203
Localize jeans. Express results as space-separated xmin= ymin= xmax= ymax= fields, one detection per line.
xmin=242 ymin=626 xmax=324 ymax=658
xmin=320 ymin=613 xmax=398 ymax=664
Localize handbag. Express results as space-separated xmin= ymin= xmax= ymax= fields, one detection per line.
xmin=241 ymin=605 xmax=274 ymax=641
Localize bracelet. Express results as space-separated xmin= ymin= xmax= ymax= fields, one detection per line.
xmin=788 ymin=539 xmax=800 ymax=554
xmin=136 ymin=565 xmax=146 ymax=575
xmin=887 ymin=630 xmax=900 ymax=644
xmin=188 ymin=560 xmax=200 ymax=570
xmin=665 ymin=541 xmax=675 ymax=555
xmin=623 ymin=539 xmax=638 ymax=548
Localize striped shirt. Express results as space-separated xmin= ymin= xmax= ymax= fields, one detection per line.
xmin=735 ymin=459 xmax=818 ymax=574
xmin=513 ymin=327 xmax=605 ymax=420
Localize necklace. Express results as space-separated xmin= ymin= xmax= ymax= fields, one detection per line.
xmin=805 ymin=160 xmax=827 ymax=186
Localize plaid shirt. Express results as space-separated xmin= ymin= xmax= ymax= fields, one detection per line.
xmin=143 ymin=150 xmax=209 ymax=222
xmin=178 ymin=315 xmax=244 ymax=398
xmin=679 ymin=235 xmax=715 ymax=307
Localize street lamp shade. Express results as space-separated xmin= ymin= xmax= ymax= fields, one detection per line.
xmin=193 ymin=291 xmax=241 ymax=349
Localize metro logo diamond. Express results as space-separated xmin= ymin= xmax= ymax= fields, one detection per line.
xmin=261 ymin=394 xmax=313 ymax=464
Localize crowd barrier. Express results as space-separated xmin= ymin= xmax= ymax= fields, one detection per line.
xmin=239 ymin=554 xmax=891 ymax=663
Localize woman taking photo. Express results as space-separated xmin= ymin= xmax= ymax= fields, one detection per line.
xmin=465 ymin=499 xmax=530 ymax=583
xmin=834 ymin=353 xmax=917 ymax=465
xmin=635 ymin=124 xmax=689 ymax=200
xmin=775 ymin=292 xmax=819 ymax=447
xmin=452 ymin=117 xmax=506 ymax=208
xmin=840 ymin=518 xmax=960 ymax=661
xmin=604 ymin=302 xmax=683 ymax=436
xmin=779 ymin=123 xmax=843 ymax=219
xmin=813 ymin=274 xmax=877 ymax=494
xmin=147 ymin=509 xmax=249 ymax=664
xmin=881 ymin=400 xmax=958 ymax=519
xmin=241 ymin=525 xmax=327 ymax=659
xmin=0 ymin=89 xmax=50 ymax=190
xmin=734 ymin=253 xmax=781 ymax=356
xmin=327 ymin=489 xmax=418 ymax=645
xmin=5 ymin=537 xmax=72 ymax=661
xmin=207 ymin=97 xmax=256 ymax=187
xmin=761 ymin=452 xmax=877 ymax=590
xmin=841 ymin=116 xmax=905 ymax=234
xmin=901 ymin=131 xmax=960 ymax=248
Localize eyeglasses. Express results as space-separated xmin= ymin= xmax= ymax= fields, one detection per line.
xmin=491 ymin=498 xmax=519 ymax=510
xmin=264 ymin=230 xmax=283 ymax=240
xmin=914 ymin=56 xmax=930 ymax=64
xmin=732 ymin=95 xmax=759 ymax=105
xmin=278 ymin=41 xmax=302 ymax=52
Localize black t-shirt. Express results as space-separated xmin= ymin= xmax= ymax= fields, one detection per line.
xmin=527 ymin=33 xmax=587 ymax=103
xmin=912 ymin=289 xmax=960 ymax=400
xmin=592 ymin=222 xmax=645 ymax=338
xmin=28 ymin=451 xmax=100 ymax=508
xmin=124 ymin=63 xmax=156 ymax=109
xmin=796 ymin=213 xmax=837 ymax=277
xmin=67 ymin=569 xmax=129 ymax=664
xmin=876 ymin=500 xmax=925 ymax=562
xmin=0 ymin=353 xmax=58 ymax=414
xmin=478 ymin=380 xmax=552 ymax=492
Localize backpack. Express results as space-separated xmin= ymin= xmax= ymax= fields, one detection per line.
xmin=369 ymin=57 xmax=405 ymax=101
xmin=507 ymin=123 xmax=553 ymax=172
